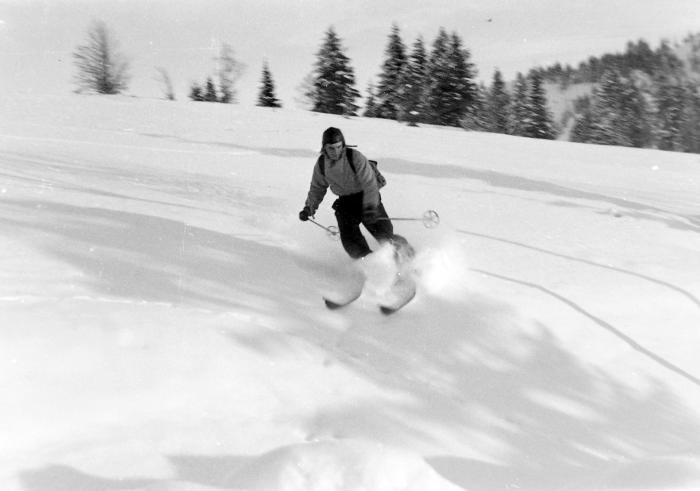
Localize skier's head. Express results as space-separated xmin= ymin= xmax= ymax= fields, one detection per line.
xmin=321 ymin=127 xmax=345 ymax=160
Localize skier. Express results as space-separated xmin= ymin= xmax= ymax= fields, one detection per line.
xmin=298 ymin=126 xmax=413 ymax=262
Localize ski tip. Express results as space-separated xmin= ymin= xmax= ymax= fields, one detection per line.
xmin=324 ymin=298 xmax=345 ymax=310
xmin=379 ymin=288 xmax=416 ymax=315
xmin=380 ymin=305 xmax=399 ymax=315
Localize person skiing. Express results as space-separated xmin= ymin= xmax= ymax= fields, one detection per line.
xmin=299 ymin=126 xmax=413 ymax=261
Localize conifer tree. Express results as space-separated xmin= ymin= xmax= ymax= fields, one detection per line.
xmin=589 ymin=70 xmax=632 ymax=146
xmin=679 ymin=82 xmax=700 ymax=153
xmin=461 ymin=83 xmax=490 ymax=131
xmin=308 ymin=27 xmax=360 ymax=116
xmin=204 ymin=77 xmax=218 ymax=102
xmin=572 ymin=71 xmax=650 ymax=148
xmin=487 ymin=69 xmax=511 ymax=133
xmin=376 ymin=24 xmax=408 ymax=120
xmin=189 ymin=82 xmax=204 ymax=102
xmin=427 ymin=29 xmax=477 ymax=126
xmin=570 ymin=95 xmax=594 ymax=143
xmin=527 ymin=72 xmax=555 ymax=139
xmin=647 ymin=42 xmax=700 ymax=152
xmin=363 ymin=81 xmax=380 ymax=118
xmin=653 ymin=64 xmax=688 ymax=151
xmin=588 ymin=71 xmax=626 ymax=146
xmin=257 ymin=61 xmax=282 ymax=108
xmin=655 ymin=78 xmax=689 ymax=151
xmin=509 ymin=73 xmax=531 ymax=136
xmin=654 ymin=41 xmax=684 ymax=75
xmin=446 ymin=32 xmax=478 ymax=126
xmin=399 ymin=36 xmax=429 ymax=125
xmin=426 ymin=28 xmax=452 ymax=125
xmin=618 ymin=76 xmax=651 ymax=147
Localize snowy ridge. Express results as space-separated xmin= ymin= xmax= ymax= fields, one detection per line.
xmin=1 ymin=94 xmax=700 ymax=490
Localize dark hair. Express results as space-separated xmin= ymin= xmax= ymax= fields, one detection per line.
xmin=322 ymin=127 xmax=345 ymax=146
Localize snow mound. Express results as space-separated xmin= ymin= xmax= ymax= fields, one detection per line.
xmin=226 ymin=439 xmax=462 ymax=491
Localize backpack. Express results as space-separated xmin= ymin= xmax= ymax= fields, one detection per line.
xmin=317 ymin=147 xmax=386 ymax=189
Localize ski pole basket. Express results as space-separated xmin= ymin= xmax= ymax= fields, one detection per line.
xmin=421 ymin=210 xmax=440 ymax=228
xmin=382 ymin=209 xmax=440 ymax=228
xmin=309 ymin=218 xmax=340 ymax=239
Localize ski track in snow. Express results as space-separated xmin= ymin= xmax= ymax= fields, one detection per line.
xmin=0 ymin=131 xmax=261 ymax=156
xmin=2 ymin=94 xmax=700 ymax=491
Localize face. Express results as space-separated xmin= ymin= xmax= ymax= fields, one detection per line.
xmin=324 ymin=141 xmax=343 ymax=160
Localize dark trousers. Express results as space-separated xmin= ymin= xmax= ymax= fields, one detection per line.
xmin=334 ymin=192 xmax=404 ymax=259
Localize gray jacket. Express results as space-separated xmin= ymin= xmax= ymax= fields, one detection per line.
xmin=304 ymin=148 xmax=379 ymax=214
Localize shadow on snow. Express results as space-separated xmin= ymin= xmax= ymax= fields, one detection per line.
xmin=6 ymin=155 xmax=700 ymax=490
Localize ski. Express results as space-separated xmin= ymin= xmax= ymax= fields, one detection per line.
xmin=321 ymin=248 xmax=417 ymax=313
xmin=378 ymin=274 xmax=416 ymax=315
xmin=323 ymin=290 xmax=362 ymax=310
xmin=322 ymin=275 xmax=365 ymax=310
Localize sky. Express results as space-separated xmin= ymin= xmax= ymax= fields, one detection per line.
xmin=0 ymin=0 xmax=699 ymax=106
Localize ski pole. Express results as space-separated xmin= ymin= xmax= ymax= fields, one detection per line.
xmin=378 ymin=209 xmax=440 ymax=228
xmin=308 ymin=218 xmax=340 ymax=238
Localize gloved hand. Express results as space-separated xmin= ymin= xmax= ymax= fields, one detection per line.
xmin=298 ymin=206 xmax=312 ymax=221
xmin=362 ymin=207 xmax=380 ymax=225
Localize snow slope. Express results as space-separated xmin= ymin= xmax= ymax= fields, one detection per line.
xmin=1 ymin=93 xmax=700 ymax=491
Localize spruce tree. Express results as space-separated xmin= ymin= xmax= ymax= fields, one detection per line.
xmin=654 ymin=42 xmax=684 ymax=75
xmin=445 ymin=32 xmax=478 ymax=126
xmin=426 ymin=28 xmax=452 ymax=125
xmin=653 ymin=56 xmax=687 ymax=151
xmin=189 ymin=82 xmax=204 ymax=102
xmin=655 ymin=78 xmax=689 ymax=151
xmin=527 ymin=72 xmax=555 ymax=139
xmin=376 ymin=24 xmax=408 ymax=120
xmin=509 ymin=73 xmax=531 ymax=136
xmin=257 ymin=61 xmax=282 ymax=108
xmin=204 ymin=77 xmax=218 ymax=102
xmin=650 ymin=43 xmax=700 ymax=153
xmin=399 ymin=36 xmax=429 ymax=125
xmin=461 ymin=83 xmax=490 ymax=131
xmin=688 ymin=34 xmax=700 ymax=73
xmin=680 ymin=82 xmax=700 ymax=153
xmin=427 ymin=29 xmax=477 ymax=127
xmin=487 ymin=69 xmax=511 ymax=133
xmin=627 ymin=39 xmax=655 ymax=74
xmin=618 ymin=75 xmax=651 ymax=147
xmin=363 ymin=81 xmax=380 ymax=118
xmin=573 ymin=70 xmax=651 ymax=148
xmin=570 ymin=95 xmax=594 ymax=143
xmin=309 ymin=27 xmax=360 ymax=116
xmin=589 ymin=70 xmax=631 ymax=146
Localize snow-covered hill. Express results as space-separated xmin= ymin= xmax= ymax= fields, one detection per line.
xmin=1 ymin=94 xmax=700 ymax=491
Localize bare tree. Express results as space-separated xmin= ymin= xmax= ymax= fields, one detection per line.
xmin=73 ymin=20 xmax=130 ymax=94
xmin=155 ymin=67 xmax=175 ymax=100
xmin=215 ymin=43 xmax=245 ymax=103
